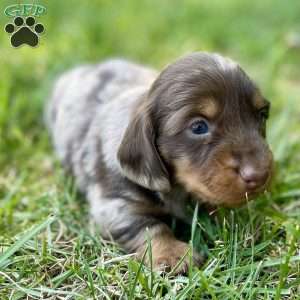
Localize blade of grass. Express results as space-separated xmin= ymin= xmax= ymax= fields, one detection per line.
xmin=128 ymin=245 xmax=148 ymax=300
xmin=0 ymin=215 xmax=56 ymax=268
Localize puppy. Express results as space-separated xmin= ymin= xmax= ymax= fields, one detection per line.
xmin=46 ymin=52 xmax=273 ymax=273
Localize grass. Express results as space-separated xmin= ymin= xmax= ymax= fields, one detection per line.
xmin=0 ymin=0 xmax=300 ymax=298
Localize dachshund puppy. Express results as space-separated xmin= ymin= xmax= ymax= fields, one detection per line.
xmin=46 ymin=52 xmax=273 ymax=273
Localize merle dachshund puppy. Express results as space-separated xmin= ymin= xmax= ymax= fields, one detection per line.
xmin=46 ymin=52 xmax=273 ymax=273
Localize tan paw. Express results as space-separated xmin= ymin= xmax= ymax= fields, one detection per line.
xmin=140 ymin=235 xmax=204 ymax=275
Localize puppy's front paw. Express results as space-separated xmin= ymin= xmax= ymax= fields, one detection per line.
xmin=141 ymin=236 xmax=203 ymax=275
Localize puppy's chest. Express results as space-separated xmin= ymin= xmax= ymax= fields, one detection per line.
xmin=159 ymin=187 xmax=192 ymax=223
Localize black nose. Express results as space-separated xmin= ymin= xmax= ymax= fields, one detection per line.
xmin=239 ymin=165 xmax=269 ymax=190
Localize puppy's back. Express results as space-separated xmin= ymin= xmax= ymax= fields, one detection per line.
xmin=45 ymin=59 xmax=157 ymax=173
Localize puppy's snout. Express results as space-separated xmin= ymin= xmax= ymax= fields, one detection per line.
xmin=224 ymin=147 xmax=272 ymax=193
xmin=239 ymin=165 xmax=269 ymax=190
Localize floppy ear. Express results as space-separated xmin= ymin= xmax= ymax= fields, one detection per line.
xmin=117 ymin=101 xmax=170 ymax=192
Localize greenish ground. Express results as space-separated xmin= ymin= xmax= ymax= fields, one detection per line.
xmin=1 ymin=0 xmax=300 ymax=299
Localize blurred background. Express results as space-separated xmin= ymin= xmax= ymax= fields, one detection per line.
xmin=1 ymin=0 xmax=300 ymax=242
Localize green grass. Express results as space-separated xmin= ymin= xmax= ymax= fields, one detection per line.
xmin=1 ymin=0 xmax=300 ymax=298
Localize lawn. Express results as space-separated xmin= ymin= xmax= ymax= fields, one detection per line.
xmin=1 ymin=0 xmax=300 ymax=299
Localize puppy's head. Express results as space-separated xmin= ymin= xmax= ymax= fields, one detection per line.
xmin=118 ymin=53 xmax=273 ymax=206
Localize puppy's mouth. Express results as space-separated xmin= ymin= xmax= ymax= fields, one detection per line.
xmin=175 ymin=166 xmax=272 ymax=207
xmin=174 ymin=153 xmax=273 ymax=207
xmin=191 ymin=173 xmax=272 ymax=207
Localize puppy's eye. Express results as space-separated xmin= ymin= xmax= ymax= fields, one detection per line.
xmin=190 ymin=120 xmax=209 ymax=135
xmin=259 ymin=107 xmax=269 ymax=120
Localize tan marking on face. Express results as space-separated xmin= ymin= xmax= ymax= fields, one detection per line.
xmin=174 ymin=158 xmax=218 ymax=204
xmin=173 ymin=156 xmax=272 ymax=207
xmin=163 ymin=98 xmax=219 ymax=137
xmin=197 ymin=97 xmax=219 ymax=119
xmin=253 ymin=93 xmax=267 ymax=109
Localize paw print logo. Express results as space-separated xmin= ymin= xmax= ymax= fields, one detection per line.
xmin=5 ymin=16 xmax=44 ymax=48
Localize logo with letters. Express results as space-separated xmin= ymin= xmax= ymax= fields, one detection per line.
xmin=4 ymin=3 xmax=46 ymax=48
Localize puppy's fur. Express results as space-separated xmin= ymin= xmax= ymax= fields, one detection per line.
xmin=46 ymin=53 xmax=273 ymax=273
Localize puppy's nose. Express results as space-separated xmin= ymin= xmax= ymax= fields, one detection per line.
xmin=239 ymin=165 xmax=268 ymax=190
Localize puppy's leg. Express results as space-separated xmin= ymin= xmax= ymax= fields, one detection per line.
xmin=88 ymin=184 xmax=202 ymax=274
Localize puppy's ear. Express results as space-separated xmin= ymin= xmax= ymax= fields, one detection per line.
xmin=117 ymin=100 xmax=170 ymax=192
